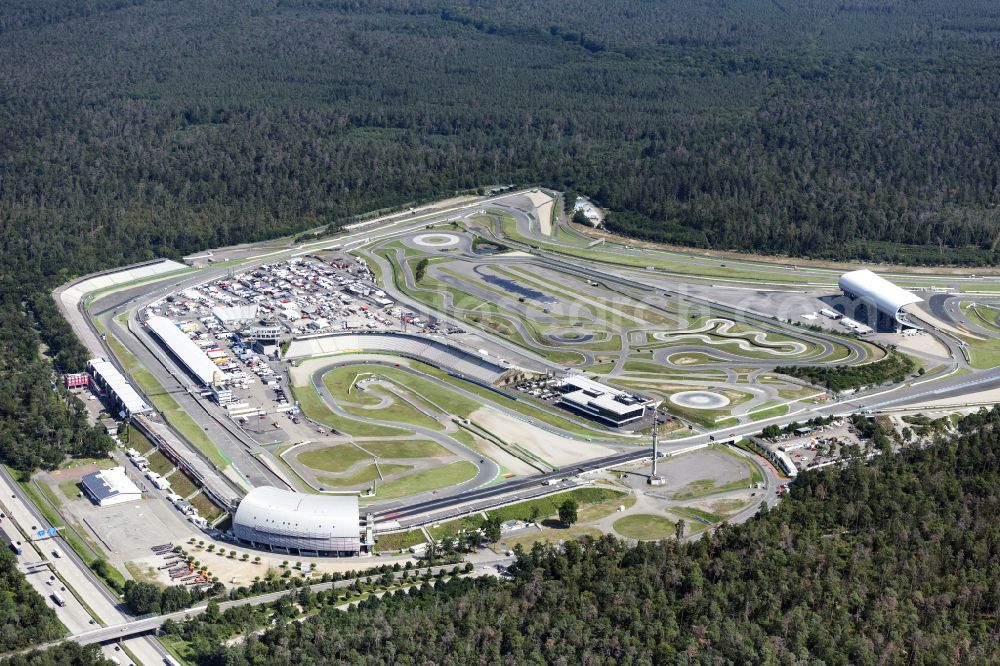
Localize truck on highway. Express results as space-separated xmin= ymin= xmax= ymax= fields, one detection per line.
xmin=8 ymin=543 xmax=22 ymax=556
xmin=50 ymin=591 xmax=66 ymax=607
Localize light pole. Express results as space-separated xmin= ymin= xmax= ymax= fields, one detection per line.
xmin=649 ymin=410 xmax=665 ymax=486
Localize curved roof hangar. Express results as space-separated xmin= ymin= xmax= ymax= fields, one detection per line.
xmin=838 ymin=269 xmax=922 ymax=324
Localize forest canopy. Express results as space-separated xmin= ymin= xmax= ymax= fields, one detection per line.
xmin=171 ymin=407 xmax=1000 ymax=665
xmin=2 ymin=0 xmax=1000 ymax=279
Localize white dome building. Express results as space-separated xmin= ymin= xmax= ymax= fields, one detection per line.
xmin=232 ymin=487 xmax=361 ymax=556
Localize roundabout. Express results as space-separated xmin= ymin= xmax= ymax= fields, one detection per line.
xmin=411 ymin=233 xmax=461 ymax=248
xmin=669 ymin=390 xmax=731 ymax=410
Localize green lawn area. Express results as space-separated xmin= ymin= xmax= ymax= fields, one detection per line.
xmin=427 ymin=514 xmax=484 ymax=541
xmin=747 ymin=403 xmax=790 ymax=421
xmin=322 ymin=370 xmax=443 ymax=430
xmin=707 ymin=498 xmax=747 ymax=514
xmin=59 ymin=456 xmax=115 ymax=471
xmin=146 ymin=450 xmax=174 ymax=476
xmin=187 ymin=492 xmax=225 ymax=522
xmin=613 ymin=514 xmax=675 ymax=540
xmin=776 ymin=386 xmax=823 ymax=400
xmin=373 ymin=529 xmax=427 ymax=553
xmin=487 ymin=487 xmax=627 ymax=524
xmin=342 ymin=398 xmax=442 ymax=431
xmin=661 ymin=402 xmax=732 ymax=429
xmin=364 ymin=367 xmax=481 ymax=418
xmin=363 ymin=440 xmax=450 ymax=458
xmin=670 ymin=505 xmax=727 ymax=524
xmin=577 ymin=492 xmax=636 ymax=522
xmin=963 ymin=334 xmax=1000 ymax=370
xmin=164 ymin=409 xmax=230 ymax=468
xmin=58 ymin=480 xmax=83 ymax=500
xmin=373 ymin=461 xmax=477 ymax=500
xmin=319 ymin=463 xmax=412 ymax=488
xmin=297 ymin=444 xmax=370 ymax=474
xmin=318 ymin=366 xmax=384 ymax=406
xmin=166 ymin=470 xmax=199 ymax=498
xmin=961 ymin=302 xmax=1000 ymax=334
xmin=126 ymin=427 xmax=156 ymax=455
xmin=290 ymin=382 xmax=412 ymax=437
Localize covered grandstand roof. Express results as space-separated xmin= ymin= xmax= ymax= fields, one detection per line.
xmin=233 ymin=487 xmax=359 ymax=540
xmin=838 ymin=269 xmax=922 ymax=322
xmin=146 ymin=315 xmax=223 ymax=386
xmin=87 ymin=358 xmax=151 ymax=415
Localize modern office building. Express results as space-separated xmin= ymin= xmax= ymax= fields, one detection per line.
xmin=556 ymin=375 xmax=658 ymax=427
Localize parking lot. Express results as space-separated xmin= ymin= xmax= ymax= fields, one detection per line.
xmin=140 ymin=252 xmax=470 ymax=438
xmin=771 ymin=420 xmax=866 ymax=473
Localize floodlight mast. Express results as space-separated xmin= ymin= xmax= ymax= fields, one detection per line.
xmin=648 ymin=410 xmax=665 ymax=485
xmin=651 ymin=416 xmax=659 ymax=477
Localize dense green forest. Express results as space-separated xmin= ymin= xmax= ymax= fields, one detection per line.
xmin=3 ymin=0 xmax=1000 ymax=280
xmin=0 ymin=644 xmax=110 ymax=666
xmin=0 ymin=548 xmax=67 ymax=652
xmin=167 ymin=407 xmax=1000 ymax=664
xmin=776 ymin=351 xmax=917 ymax=392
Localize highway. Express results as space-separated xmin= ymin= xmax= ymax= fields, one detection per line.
xmin=0 ymin=468 xmax=171 ymax=665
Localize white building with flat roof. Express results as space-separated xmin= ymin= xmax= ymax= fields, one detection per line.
xmin=80 ymin=466 xmax=142 ymax=507
xmin=87 ymin=358 xmax=151 ymax=417
xmin=557 ymin=375 xmax=658 ymax=427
